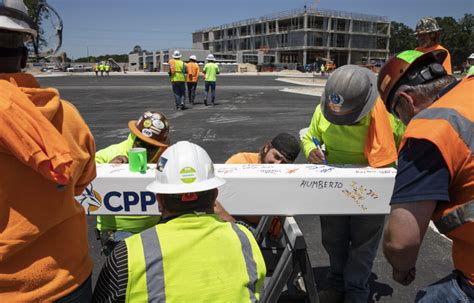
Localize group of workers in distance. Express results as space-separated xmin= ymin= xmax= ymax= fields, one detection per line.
xmin=0 ymin=0 xmax=472 ymax=302
xmin=93 ymin=62 xmax=111 ymax=77
xmin=168 ymin=50 xmax=220 ymax=110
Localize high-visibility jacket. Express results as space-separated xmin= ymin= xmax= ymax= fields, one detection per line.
xmin=95 ymin=134 xmax=160 ymax=233
xmin=94 ymin=64 xmax=99 ymax=71
xmin=99 ymin=64 xmax=105 ymax=71
xmin=302 ymin=101 xmax=405 ymax=166
xmin=415 ymin=44 xmax=453 ymax=74
xmin=105 ymin=65 xmax=110 ymax=72
xmin=467 ymin=66 xmax=474 ymax=76
xmin=203 ymin=62 xmax=219 ymax=82
xmin=186 ymin=61 xmax=200 ymax=82
xmin=399 ymin=76 xmax=474 ymax=283
xmin=125 ymin=214 xmax=266 ymax=302
xmin=169 ymin=59 xmax=186 ymax=82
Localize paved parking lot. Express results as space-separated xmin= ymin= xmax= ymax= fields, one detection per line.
xmin=38 ymin=74 xmax=453 ymax=302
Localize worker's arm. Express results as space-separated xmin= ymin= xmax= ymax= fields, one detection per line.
xmin=384 ymin=138 xmax=449 ymax=285
xmin=301 ymin=105 xmax=325 ymax=163
xmin=383 ymin=200 xmax=436 ymax=285
xmin=92 ymin=241 xmax=128 ymax=302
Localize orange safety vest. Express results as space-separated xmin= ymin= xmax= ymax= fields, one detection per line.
xmin=399 ymin=76 xmax=474 ymax=283
xmin=415 ymin=44 xmax=453 ymax=75
xmin=186 ymin=62 xmax=200 ymax=82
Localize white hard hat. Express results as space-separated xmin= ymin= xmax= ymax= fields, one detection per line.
xmin=468 ymin=53 xmax=474 ymax=60
xmin=146 ymin=141 xmax=225 ymax=194
xmin=0 ymin=0 xmax=37 ymax=37
xmin=206 ymin=54 xmax=215 ymax=61
xmin=189 ymin=55 xmax=197 ymax=61
xmin=172 ymin=50 xmax=182 ymax=59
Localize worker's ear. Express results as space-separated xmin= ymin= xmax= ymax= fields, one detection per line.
xmin=20 ymin=47 xmax=28 ymax=69
xmin=156 ymin=194 xmax=165 ymax=213
xmin=211 ymin=188 xmax=218 ymax=202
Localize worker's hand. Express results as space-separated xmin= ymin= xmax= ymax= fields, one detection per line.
xmin=214 ymin=201 xmax=235 ymax=223
xmin=110 ymin=155 xmax=128 ymax=164
xmin=392 ymin=267 xmax=416 ymax=286
xmin=308 ymin=148 xmax=326 ymax=164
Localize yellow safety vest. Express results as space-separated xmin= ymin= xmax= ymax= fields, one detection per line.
xmin=99 ymin=64 xmax=105 ymax=71
xmin=125 ymin=214 xmax=266 ymax=302
xmin=105 ymin=65 xmax=110 ymax=71
xmin=169 ymin=59 xmax=185 ymax=82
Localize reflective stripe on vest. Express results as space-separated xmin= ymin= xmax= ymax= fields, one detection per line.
xmin=141 ymin=228 xmax=165 ymax=303
xmin=231 ymin=224 xmax=259 ymax=303
xmin=434 ymin=199 xmax=474 ymax=234
xmin=413 ymin=108 xmax=474 ymax=155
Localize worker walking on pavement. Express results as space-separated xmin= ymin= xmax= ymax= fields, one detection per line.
xmin=378 ymin=49 xmax=473 ymax=302
xmin=301 ymin=65 xmax=405 ymax=303
xmin=203 ymin=53 xmax=219 ymax=106
xmin=415 ymin=17 xmax=453 ymax=74
xmin=94 ymin=62 xmax=99 ymax=76
xmin=169 ymin=50 xmax=187 ymax=110
xmin=186 ymin=54 xmax=200 ymax=105
xmin=105 ymin=62 xmax=110 ymax=77
xmin=93 ymin=141 xmax=266 ymax=302
xmin=95 ymin=111 xmax=170 ymax=255
xmin=99 ymin=61 xmax=105 ymax=77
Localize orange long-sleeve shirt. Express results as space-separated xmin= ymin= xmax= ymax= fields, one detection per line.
xmin=0 ymin=73 xmax=96 ymax=302
xmin=186 ymin=61 xmax=200 ymax=82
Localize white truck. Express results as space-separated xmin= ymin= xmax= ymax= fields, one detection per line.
xmin=67 ymin=65 xmax=93 ymax=72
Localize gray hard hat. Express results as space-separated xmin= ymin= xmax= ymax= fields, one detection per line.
xmin=321 ymin=65 xmax=378 ymax=125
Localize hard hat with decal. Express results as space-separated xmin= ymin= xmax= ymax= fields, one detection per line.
xmin=415 ymin=17 xmax=441 ymax=35
xmin=377 ymin=49 xmax=447 ymax=114
xmin=128 ymin=111 xmax=170 ymax=147
xmin=146 ymin=141 xmax=225 ymax=194
xmin=172 ymin=50 xmax=181 ymax=59
xmin=321 ymin=65 xmax=378 ymax=125
xmin=189 ymin=54 xmax=197 ymax=61
xmin=206 ymin=54 xmax=215 ymax=61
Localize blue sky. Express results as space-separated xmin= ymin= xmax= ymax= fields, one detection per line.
xmin=48 ymin=0 xmax=473 ymax=59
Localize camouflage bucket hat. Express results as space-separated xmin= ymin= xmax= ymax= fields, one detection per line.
xmin=415 ymin=17 xmax=441 ymax=35
xmin=128 ymin=111 xmax=170 ymax=147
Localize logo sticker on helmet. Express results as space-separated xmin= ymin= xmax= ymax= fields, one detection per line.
xmin=153 ymin=119 xmax=165 ymax=130
xmin=152 ymin=113 xmax=161 ymax=120
xmin=143 ymin=119 xmax=152 ymax=128
xmin=142 ymin=129 xmax=153 ymax=137
xmin=180 ymin=167 xmax=197 ymax=184
xmin=328 ymin=93 xmax=344 ymax=112
xmin=157 ymin=157 xmax=168 ymax=172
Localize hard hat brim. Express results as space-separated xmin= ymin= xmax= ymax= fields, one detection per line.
xmin=321 ymin=67 xmax=378 ymax=125
xmin=128 ymin=120 xmax=169 ymax=147
xmin=146 ymin=176 xmax=226 ymax=194
xmin=0 ymin=16 xmax=37 ymax=38
xmin=172 ymin=55 xmax=182 ymax=59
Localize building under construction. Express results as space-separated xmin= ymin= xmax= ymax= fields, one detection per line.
xmin=192 ymin=8 xmax=390 ymax=68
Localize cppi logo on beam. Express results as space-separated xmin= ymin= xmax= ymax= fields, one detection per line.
xmin=76 ymin=184 xmax=158 ymax=214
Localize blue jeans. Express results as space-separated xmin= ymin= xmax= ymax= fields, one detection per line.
xmin=415 ymin=270 xmax=474 ymax=302
xmin=55 ymin=276 xmax=92 ymax=303
xmin=172 ymin=82 xmax=186 ymax=108
xmin=320 ymin=215 xmax=385 ymax=303
xmin=187 ymin=82 xmax=197 ymax=104
xmin=204 ymin=81 xmax=216 ymax=104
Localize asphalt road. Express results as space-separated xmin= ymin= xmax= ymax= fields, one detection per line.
xmin=38 ymin=74 xmax=453 ymax=302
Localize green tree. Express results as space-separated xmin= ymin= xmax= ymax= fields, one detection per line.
xmin=436 ymin=15 xmax=474 ymax=70
xmin=389 ymin=21 xmax=417 ymax=54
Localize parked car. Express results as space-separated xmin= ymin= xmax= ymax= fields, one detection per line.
xmin=41 ymin=66 xmax=61 ymax=72
xmin=67 ymin=65 xmax=93 ymax=72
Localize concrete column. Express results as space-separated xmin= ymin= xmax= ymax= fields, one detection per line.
xmin=275 ymin=51 xmax=280 ymax=63
xmin=303 ymin=50 xmax=307 ymax=66
xmin=386 ymin=22 xmax=391 ymax=60
xmin=348 ymin=19 xmax=353 ymax=64
xmin=304 ymin=13 xmax=308 ymax=65
xmin=153 ymin=51 xmax=157 ymax=71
